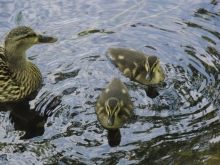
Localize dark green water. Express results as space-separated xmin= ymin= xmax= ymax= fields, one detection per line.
xmin=0 ymin=0 xmax=220 ymax=164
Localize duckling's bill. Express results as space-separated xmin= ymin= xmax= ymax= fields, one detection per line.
xmin=108 ymin=114 xmax=115 ymax=126
xmin=146 ymin=69 xmax=153 ymax=81
xmin=35 ymin=34 xmax=58 ymax=44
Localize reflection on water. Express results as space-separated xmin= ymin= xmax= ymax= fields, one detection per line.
xmin=107 ymin=129 xmax=121 ymax=147
xmin=9 ymin=99 xmax=46 ymax=139
xmin=0 ymin=91 xmax=61 ymax=139
xmin=0 ymin=0 xmax=220 ymax=164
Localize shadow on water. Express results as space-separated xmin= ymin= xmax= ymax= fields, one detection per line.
xmin=0 ymin=90 xmax=61 ymax=139
xmin=107 ymin=129 xmax=121 ymax=147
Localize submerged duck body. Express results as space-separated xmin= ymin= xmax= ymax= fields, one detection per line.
xmin=107 ymin=47 xmax=165 ymax=85
xmin=0 ymin=26 xmax=57 ymax=102
xmin=96 ymin=78 xmax=133 ymax=129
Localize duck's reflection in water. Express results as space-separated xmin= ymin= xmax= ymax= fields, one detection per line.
xmin=0 ymin=91 xmax=61 ymax=139
xmin=9 ymin=99 xmax=47 ymax=139
xmin=145 ymin=81 xmax=180 ymax=114
xmin=145 ymin=85 xmax=160 ymax=99
xmin=107 ymin=129 xmax=121 ymax=147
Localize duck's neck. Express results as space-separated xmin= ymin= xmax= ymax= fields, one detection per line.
xmin=7 ymin=51 xmax=27 ymax=70
xmin=6 ymin=50 xmax=42 ymax=96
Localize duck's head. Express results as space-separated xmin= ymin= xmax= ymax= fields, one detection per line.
xmin=105 ymin=97 xmax=121 ymax=126
xmin=4 ymin=26 xmax=57 ymax=66
xmin=145 ymin=56 xmax=160 ymax=81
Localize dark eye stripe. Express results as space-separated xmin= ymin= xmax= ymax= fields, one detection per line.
xmin=16 ymin=33 xmax=36 ymax=41
xmin=26 ymin=33 xmax=37 ymax=38
xmin=151 ymin=60 xmax=158 ymax=69
xmin=115 ymin=104 xmax=120 ymax=112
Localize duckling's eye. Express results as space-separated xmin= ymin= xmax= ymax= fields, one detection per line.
xmin=26 ymin=33 xmax=36 ymax=38
xmin=144 ymin=61 xmax=149 ymax=71
xmin=114 ymin=104 xmax=120 ymax=112
xmin=151 ymin=60 xmax=158 ymax=71
xmin=152 ymin=63 xmax=156 ymax=69
xmin=106 ymin=104 xmax=111 ymax=114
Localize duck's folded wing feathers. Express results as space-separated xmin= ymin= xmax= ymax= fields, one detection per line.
xmin=0 ymin=45 xmax=24 ymax=102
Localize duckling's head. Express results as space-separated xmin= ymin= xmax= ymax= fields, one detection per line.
xmin=105 ymin=97 xmax=121 ymax=126
xmin=4 ymin=26 xmax=57 ymax=66
xmin=145 ymin=56 xmax=160 ymax=81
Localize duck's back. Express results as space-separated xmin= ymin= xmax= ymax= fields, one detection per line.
xmin=0 ymin=45 xmax=5 ymax=62
xmin=0 ymin=45 xmax=23 ymax=102
xmin=0 ymin=45 xmax=9 ymax=81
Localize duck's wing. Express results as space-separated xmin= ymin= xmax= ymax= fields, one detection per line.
xmin=0 ymin=45 xmax=24 ymax=102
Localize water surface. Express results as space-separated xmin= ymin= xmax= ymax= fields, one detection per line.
xmin=0 ymin=0 xmax=220 ymax=164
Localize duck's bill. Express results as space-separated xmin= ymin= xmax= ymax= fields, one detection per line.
xmin=35 ymin=34 xmax=58 ymax=44
xmin=146 ymin=69 xmax=153 ymax=81
xmin=108 ymin=114 xmax=115 ymax=126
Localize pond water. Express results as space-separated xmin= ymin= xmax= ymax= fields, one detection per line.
xmin=0 ymin=0 xmax=220 ymax=164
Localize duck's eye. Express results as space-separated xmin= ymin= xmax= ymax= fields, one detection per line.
xmin=26 ymin=33 xmax=36 ymax=38
xmin=17 ymin=33 xmax=37 ymax=41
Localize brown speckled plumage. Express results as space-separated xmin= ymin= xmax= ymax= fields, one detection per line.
xmin=0 ymin=26 xmax=57 ymax=102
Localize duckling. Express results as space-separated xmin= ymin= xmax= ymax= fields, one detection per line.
xmin=0 ymin=26 xmax=57 ymax=102
xmin=107 ymin=47 xmax=165 ymax=85
xmin=96 ymin=78 xmax=133 ymax=129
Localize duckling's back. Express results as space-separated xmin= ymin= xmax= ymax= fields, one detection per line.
xmin=107 ymin=48 xmax=147 ymax=79
xmin=97 ymin=78 xmax=132 ymax=108
xmin=108 ymin=47 xmax=147 ymax=65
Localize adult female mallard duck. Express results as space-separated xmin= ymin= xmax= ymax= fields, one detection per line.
xmin=96 ymin=78 xmax=133 ymax=129
xmin=0 ymin=26 xmax=57 ymax=102
xmin=107 ymin=47 xmax=165 ymax=85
